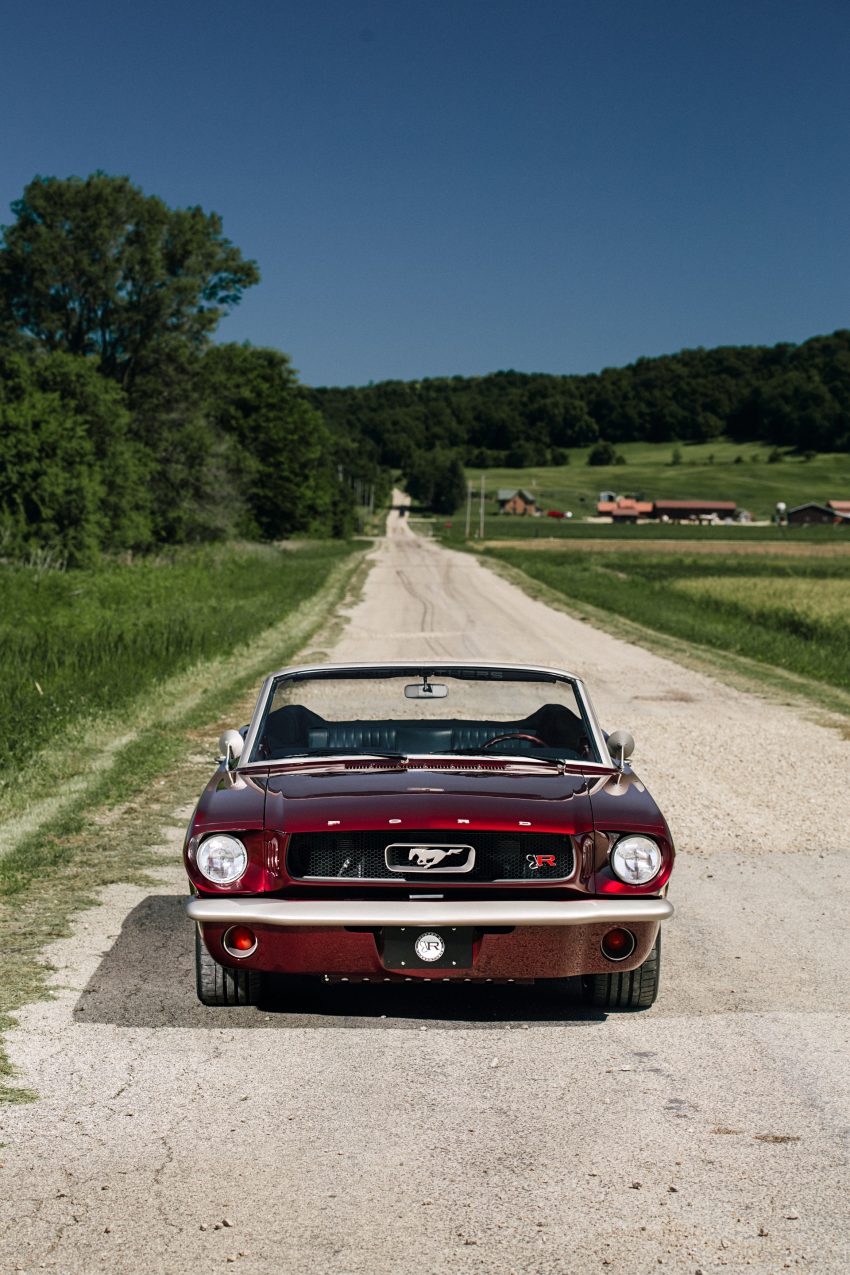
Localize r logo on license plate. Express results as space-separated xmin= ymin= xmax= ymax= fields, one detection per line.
xmin=381 ymin=927 xmax=474 ymax=970
xmin=414 ymin=932 xmax=445 ymax=962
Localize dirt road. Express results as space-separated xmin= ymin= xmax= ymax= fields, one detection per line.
xmin=2 ymin=506 xmax=849 ymax=1273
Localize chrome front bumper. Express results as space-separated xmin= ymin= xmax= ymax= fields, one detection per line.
xmin=186 ymin=896 xmax=673 ymax=928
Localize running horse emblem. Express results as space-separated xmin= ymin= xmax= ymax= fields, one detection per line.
xmin=408 ymin=846 xmax=467 ymax=868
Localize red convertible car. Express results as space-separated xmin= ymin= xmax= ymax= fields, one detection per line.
xmin=184 ymin=662 xmax=674 ymax=1009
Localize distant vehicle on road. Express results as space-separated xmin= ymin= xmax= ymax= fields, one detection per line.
xmin=184 ymin=662 xmax=674 ymax=1010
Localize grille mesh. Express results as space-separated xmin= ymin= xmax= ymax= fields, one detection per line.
xmin=287 ymin=829 xmax=573 ymax=882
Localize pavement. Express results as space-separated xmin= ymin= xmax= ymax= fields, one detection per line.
xmin=1 ymin=501 xmax=848 ymax=1273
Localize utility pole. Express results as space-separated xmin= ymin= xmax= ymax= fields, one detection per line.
xmin=465 ymin=481 xmax=472 ymax=538
xmin=479 ymin=473 xmax=485 ymax=539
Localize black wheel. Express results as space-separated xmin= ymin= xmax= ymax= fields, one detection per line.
xmin=582 ymin=931 xmax=661 ymax=1010
xmin=195 ymin=929 xmax=263 ymax=1007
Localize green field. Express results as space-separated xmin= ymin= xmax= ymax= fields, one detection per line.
xmin=434 ymin=517 xmax=847 ymax=546
xmin=484 ymin=545 xmax=850 ymax=694
xmin=0 ymin=541 xmax=357 ymax=781
xmin=446 ymin=439 xmax=850 ymax=525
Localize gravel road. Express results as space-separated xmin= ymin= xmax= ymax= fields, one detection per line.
xmin=2 ymin=504 xmax=849 ymax=1273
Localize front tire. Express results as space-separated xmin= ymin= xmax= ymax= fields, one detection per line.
xmin=195 ymin=929 xmax=263 ymax=1007
xmin=582 ymin=932 xmax=661 ymax=1010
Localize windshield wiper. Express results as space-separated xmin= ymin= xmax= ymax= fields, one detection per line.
xmin=281 ymin=750 xmax=408 ymax=763
xmin=448 ymin=747 xmax=553 ymax=758
xmin=443 ymin=750 xmax=565 ymax=770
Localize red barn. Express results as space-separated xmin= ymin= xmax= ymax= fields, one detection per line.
xmin=596 ymin=498 xmax=654 ymax=523
xmin=653 ymin=500 xmax=737 ymax=522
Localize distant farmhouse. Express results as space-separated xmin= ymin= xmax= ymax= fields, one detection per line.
xmin=497 ymin=488 xmax=537 ymax=515
xmin=597 ymin=498 xmax=654 ymax=522
xmin=596 ymin=497 xmax=738 ymax=523
xmin=786 ymin=500 xmax=850 ymax=526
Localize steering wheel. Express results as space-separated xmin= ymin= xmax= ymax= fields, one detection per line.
xmin=482 ymin=732 xmax=547 ymax=749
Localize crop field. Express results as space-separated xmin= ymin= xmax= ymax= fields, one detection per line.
xmin=477 ymin=534 xmax=850 ymax=556
xmin=453 ymin=439 xmax=850 ymax=523
xmin=0 ymin=540 xmax=357 ymax=783
xmin=671 ymin=574 xmax=850 ymax=623
xmin=484 ymin=544 xmax=850 ymax=693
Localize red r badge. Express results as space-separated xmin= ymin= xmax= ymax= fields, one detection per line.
xmin=526 ymin=853 xmax=557 ymax=870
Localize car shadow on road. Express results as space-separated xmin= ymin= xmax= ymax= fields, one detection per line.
xmin=74 ymin=895 xmax=608 ymax=1029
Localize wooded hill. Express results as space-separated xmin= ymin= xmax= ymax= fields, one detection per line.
xmin=308 ymin=331 xmax=850 ymax=473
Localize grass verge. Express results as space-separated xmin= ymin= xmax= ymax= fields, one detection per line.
xmin=1 ymin=542 xmax=358 ymax=778
xmin=476 ymin=551 xmax=850 ymax=721
xmin=0 ymin=541 xmax=371 ymax=1102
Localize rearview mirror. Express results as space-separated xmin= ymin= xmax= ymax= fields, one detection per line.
xmin=404 ymin=681 xmax=448 ymax=699
xmin=218 ymin=728 xmax=244 ymax=768
xmin=607 ymin=728 xmax=635 ymax=769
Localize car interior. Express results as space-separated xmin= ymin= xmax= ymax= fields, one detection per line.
xmin=253 ymin=702 xmax=594 ymax=762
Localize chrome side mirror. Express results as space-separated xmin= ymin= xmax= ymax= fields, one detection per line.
xmin=607 ymin=728 xmax=635 ymax=770
xmin=218 ymin=728 xmax=244 ymax=768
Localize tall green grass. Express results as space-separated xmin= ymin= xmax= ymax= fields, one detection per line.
xmin=487 ymin=547 xmax=850 ymax=690
xmin=1 ymin=541 xmax=356 ymax=776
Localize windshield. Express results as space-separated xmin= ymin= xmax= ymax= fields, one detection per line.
xmin=248 ymin=668 xmax=600 ymax=764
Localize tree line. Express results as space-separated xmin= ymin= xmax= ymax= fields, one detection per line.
xmin=2 ymin=171 xmax=848 ymax=558
xmin=308 ymin=332 xmax=850 ymax=477
xmin=0 ymin=173 xmax=386 ymax=563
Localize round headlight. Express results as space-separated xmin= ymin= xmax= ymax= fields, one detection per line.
xmin=196 ymin=834 xmax=248 ymax=885
xmin=610 ymin=835 xmax=662 ymax=885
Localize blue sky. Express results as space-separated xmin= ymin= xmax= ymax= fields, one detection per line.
xmin=1 ymin=0 xmax=848 ymax=385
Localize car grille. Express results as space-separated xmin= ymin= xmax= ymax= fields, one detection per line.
xmin=286 ymin=829 xmax=574 ymax=882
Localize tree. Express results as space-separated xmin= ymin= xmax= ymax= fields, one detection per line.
xmin=0 ymin=349 xmax=151 ymax=562
xmin=431 ymin=454 xmax=468 ymax=514
xmin=0 ymin=173 xmax=259 ymax=388
xmin=203 ymin=344 xmax=346 ymax=539
xmin=587 ymin=440 xmax=618 ymax=466
xmin=405 ymin=450 xmax=467 ymax=514
xmin=130 ymin=346 xmax=238 ymax=544
xmin=404 ymin=454 xmax=437 ymax=508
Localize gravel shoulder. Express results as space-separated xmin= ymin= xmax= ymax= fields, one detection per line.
xmin=1 ymin=506 xmax=848 ymax=1274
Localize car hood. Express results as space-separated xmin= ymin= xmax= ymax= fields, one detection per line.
xmin=264 ymin=765 xmax=595 ymax=836
xmin=586 ymin=768 xmax=670 ymax=838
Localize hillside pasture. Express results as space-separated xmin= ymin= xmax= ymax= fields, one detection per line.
xmin=453 ymin=439 xmax=850 ymax=524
